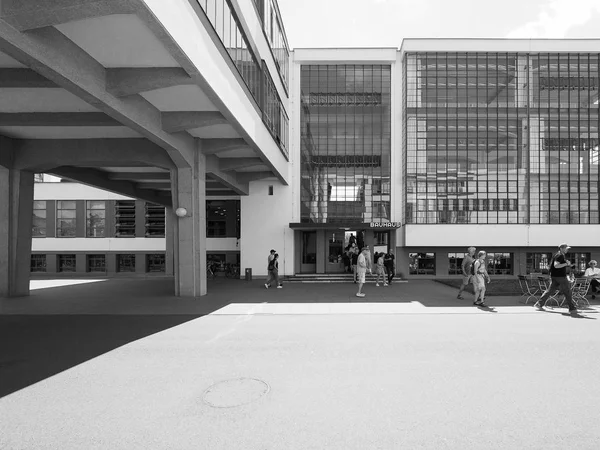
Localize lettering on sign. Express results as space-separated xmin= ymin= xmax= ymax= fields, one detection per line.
xmin=370 ymin=222 xmax=402 ymax=228
xmin=539 ymin=77 xmax=598 ymax=90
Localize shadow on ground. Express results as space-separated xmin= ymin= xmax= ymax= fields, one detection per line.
xmin=2 ymin=276 xmax=595 ymax=398
xmin=0 ymin=314 xmax=200 ymax=398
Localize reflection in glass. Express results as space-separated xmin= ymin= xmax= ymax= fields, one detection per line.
xmin=300 ymin=65 xmax=392 ymax=224
xmin=404 ymin=52 xmax=600 ymax=225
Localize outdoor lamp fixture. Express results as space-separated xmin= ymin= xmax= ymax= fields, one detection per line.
xmin=175 ymin=207 xmax=188 ymax=218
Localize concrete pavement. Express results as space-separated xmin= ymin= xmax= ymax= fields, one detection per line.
xmin=1 ymin=278 xmax=599 ymax=449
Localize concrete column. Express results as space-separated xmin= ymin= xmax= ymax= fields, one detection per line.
xmin=165 ymin=209 xmax=175 ymax=276
xmin=171 ymin=144 xmax=207 ymax=297
xmin=0 ymin=167 xmax=34 ymax=297
xmin=135 ymin=201 xmax=146 ymax=237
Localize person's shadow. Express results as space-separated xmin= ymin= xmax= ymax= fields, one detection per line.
xmin=545 ymin=309 xmax=597 ymax=320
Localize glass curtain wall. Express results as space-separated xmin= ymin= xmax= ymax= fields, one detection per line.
xmin=404 ymin=52 xmax=600 ymax=224
xmin=300 ymin=65 xmax=392 ymax=223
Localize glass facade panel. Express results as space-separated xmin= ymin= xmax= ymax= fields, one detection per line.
xmin=58 ymin=254 xmax=76 ymax=272
xmin=300 ymin=65 xmax=392 ymax=223
xmin=32 ymin=200 xmax=46 ymax=237
xmin=86 ymin=201 xmax=105 ymax=238
xmin=117 ymin=254 xmax=136 ymax=273
xmin=404 ymin=52 xmax=600 ymax=224
xmin=146 ymin=254 xmax=166 ymax=273
xmin=31 ymin=254 xmax=46 ymax=272
xmin=57 ymin=200 xmax=76 ymax=237
xmin=87 ymin=254 xmax=106 ymax=272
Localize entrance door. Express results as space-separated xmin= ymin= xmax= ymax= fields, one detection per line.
xmin=300 ymin=231 xmax=316 ymax=273
xmin=326 ymin=230 xmax=346 ymax=273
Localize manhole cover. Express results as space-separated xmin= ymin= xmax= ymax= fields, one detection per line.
xmin=202 ymin=378 xmax=270 ymax=408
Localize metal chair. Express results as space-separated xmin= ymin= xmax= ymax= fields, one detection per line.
xmin=537 ymin=276 xmax=562 ymax=307
xmin=571 ymin=278 xmax=591 ymax=308
xmin=518 ymin=275 xmax=539 ymax=304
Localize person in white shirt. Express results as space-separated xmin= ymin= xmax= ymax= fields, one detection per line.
xmin=355 ymin=246 xmax=372 ymax=298
xmin=583 ymin=260 xmax=600 ymax=299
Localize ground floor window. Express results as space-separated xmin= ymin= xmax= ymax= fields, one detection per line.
xmin=117 ymin=254 xmax=136 ymax=272
xmin=526 ymin=253 xmax=552 ymax=275
xmin=527 ymin=252 xmax=590 ymax=277
xmin=448 ymin=253 xmax=467 ymax=275
xmin=409 ymin=253 xmax=436 ymax=275
xmin=31 ymin=254 xmax=46 ymax=272
xmin=58 ymin=254 xmax=76 ymax=272
xmin=146 ymin=253 xmax=165 ymax=273
xmin=87 ymin=254 xmax=106 ymax=272
xmin=486 ymin=253 xmax=513 ymax=275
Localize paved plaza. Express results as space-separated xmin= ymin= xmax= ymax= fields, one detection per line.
xmin=1 ymin=278 xmax=600 ymax=449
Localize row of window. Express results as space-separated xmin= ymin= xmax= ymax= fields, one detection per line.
xmin=33 ymin=201 xmax=165 ymax=238
xmin=411 ymin=252 xmax=592 ymax=276
xmin=30 ymin=254 xmax=166 ymax=273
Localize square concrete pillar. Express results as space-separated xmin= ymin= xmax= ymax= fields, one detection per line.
xmin=0 ymin=166 xmax=34 ymax=297
xmin=171 ymin=147 xmax=206 ymax=297
xmin=165 ymin=210 xmax=175 ymax=276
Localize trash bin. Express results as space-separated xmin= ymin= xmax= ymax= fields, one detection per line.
xmin=245 ymin=268 xmax=252 ymax=281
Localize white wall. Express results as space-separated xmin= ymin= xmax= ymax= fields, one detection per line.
xmin=405 ymin=224 xmax=600 ymax=248
xmin=241 ymin=179 xmax=294 ymax=276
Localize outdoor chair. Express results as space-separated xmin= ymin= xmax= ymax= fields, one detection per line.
xmin=571 ymin=278 xmax=591 ymax=308
xmin=537 ymin=276 xmax=562 ymax=307
xmin=517 ymin=275 xmax=539 ymax=304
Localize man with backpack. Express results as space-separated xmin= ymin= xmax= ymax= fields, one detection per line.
xmin=457 ymin=246 xmax=476 ymax=300
xmin=534 ymin=243 xmax=577 ymax=314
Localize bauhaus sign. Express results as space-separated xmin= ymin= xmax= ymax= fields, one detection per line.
xmin=539 ymin=77 xmax=598 ymax=90
xmin=370 ymin=222 xmax=401 ymax=228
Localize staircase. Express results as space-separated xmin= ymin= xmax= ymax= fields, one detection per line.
xmin=282 ymin=274 xmax=408 ymax=283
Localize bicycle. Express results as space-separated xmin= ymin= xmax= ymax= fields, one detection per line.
xmin=206 ymin=261 xmax=218 ymax=280
xmin=225 ymin=264 xmax=240 ymax=279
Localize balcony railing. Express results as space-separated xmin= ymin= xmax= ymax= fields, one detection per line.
xmin=196 ymin=0 xmax=289 ymax=160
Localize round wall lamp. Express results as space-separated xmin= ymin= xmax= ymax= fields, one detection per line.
xmin=175 ymin=207 xmax=188 ymax=218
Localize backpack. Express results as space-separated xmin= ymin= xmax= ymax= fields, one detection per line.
xmin=470 ymin=260 xmax=477 ymax=276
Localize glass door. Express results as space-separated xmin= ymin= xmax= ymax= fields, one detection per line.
xmin=326 ymin=230 xmax=345 ymax=273
xmin=300 ymin=231 xmax=316 ymax=273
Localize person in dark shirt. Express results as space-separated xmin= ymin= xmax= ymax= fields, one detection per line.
xmin=384 ymin=250 xmax=395 ymax=284
xmin=534 ymin=243 xmax=577 ymax=314
xmin=351 ymin=247 xmax=359 ymax=283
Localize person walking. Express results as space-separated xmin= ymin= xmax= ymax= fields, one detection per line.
xmin=472 ymin=250 xmax=490 ymax=307
xmin=534 ymin=243 xmax=577 ymax=314
xmin=383 ymin=250 xmax=395 ymax=284
xmin=265 ymin=249 xmax=276 ymax=289
xmin=356 ymin=246 xmax=372 ymax=297
xmin=457 ymin=246 xmax=477 ymax=299
xmin=269 ymin=253 xmax=282 ymax=289
xmin=375 ymin=252 xmax=387 ymax=287
xmin=351 ymin=247 xmax=359 ymax=283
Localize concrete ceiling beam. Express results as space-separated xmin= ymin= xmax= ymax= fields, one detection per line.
xmin=218 ymin=157 xmax=264 ymax=172
xmin=0 ymin=68 xmax=57 ymax=88
xmin=49 ymin=166 xmax=172 ymax=208
xmin=0 ymin=112 xmax=120 ymax=126
xmin=13 ymin=138 xmax=175 ymax=172
xmin=205 ymin=155 xmax=248 ymax=195
xmin=0 ymin=0 xmax=136 ymax=32
xmin=162 ymin=111 xmax=228 ymax=133
xmin=107 ymin=172 xmax=171 ymax=181
xmin=0 ymin=24 xmax=195 ymax=168
xmin=107 ymin=68 xmax=194 ymax=97
xmin=136 ymin=182 xmax=170 ymax=190
xmin=201 ymin=138 xmax=251 ymax=156
xmin=236 ymin=172 xmax=276 ymax=184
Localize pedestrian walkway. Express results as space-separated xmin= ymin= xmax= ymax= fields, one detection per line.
xmin=0 ymin=276 xmax=557 ymax=316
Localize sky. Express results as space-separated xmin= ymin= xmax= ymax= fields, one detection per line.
xmin=277 ymin=0 xmax=600 ymax=49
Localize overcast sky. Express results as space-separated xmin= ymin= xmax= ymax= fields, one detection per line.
xmin=278 ymin=0 xmax=600 ymax=49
